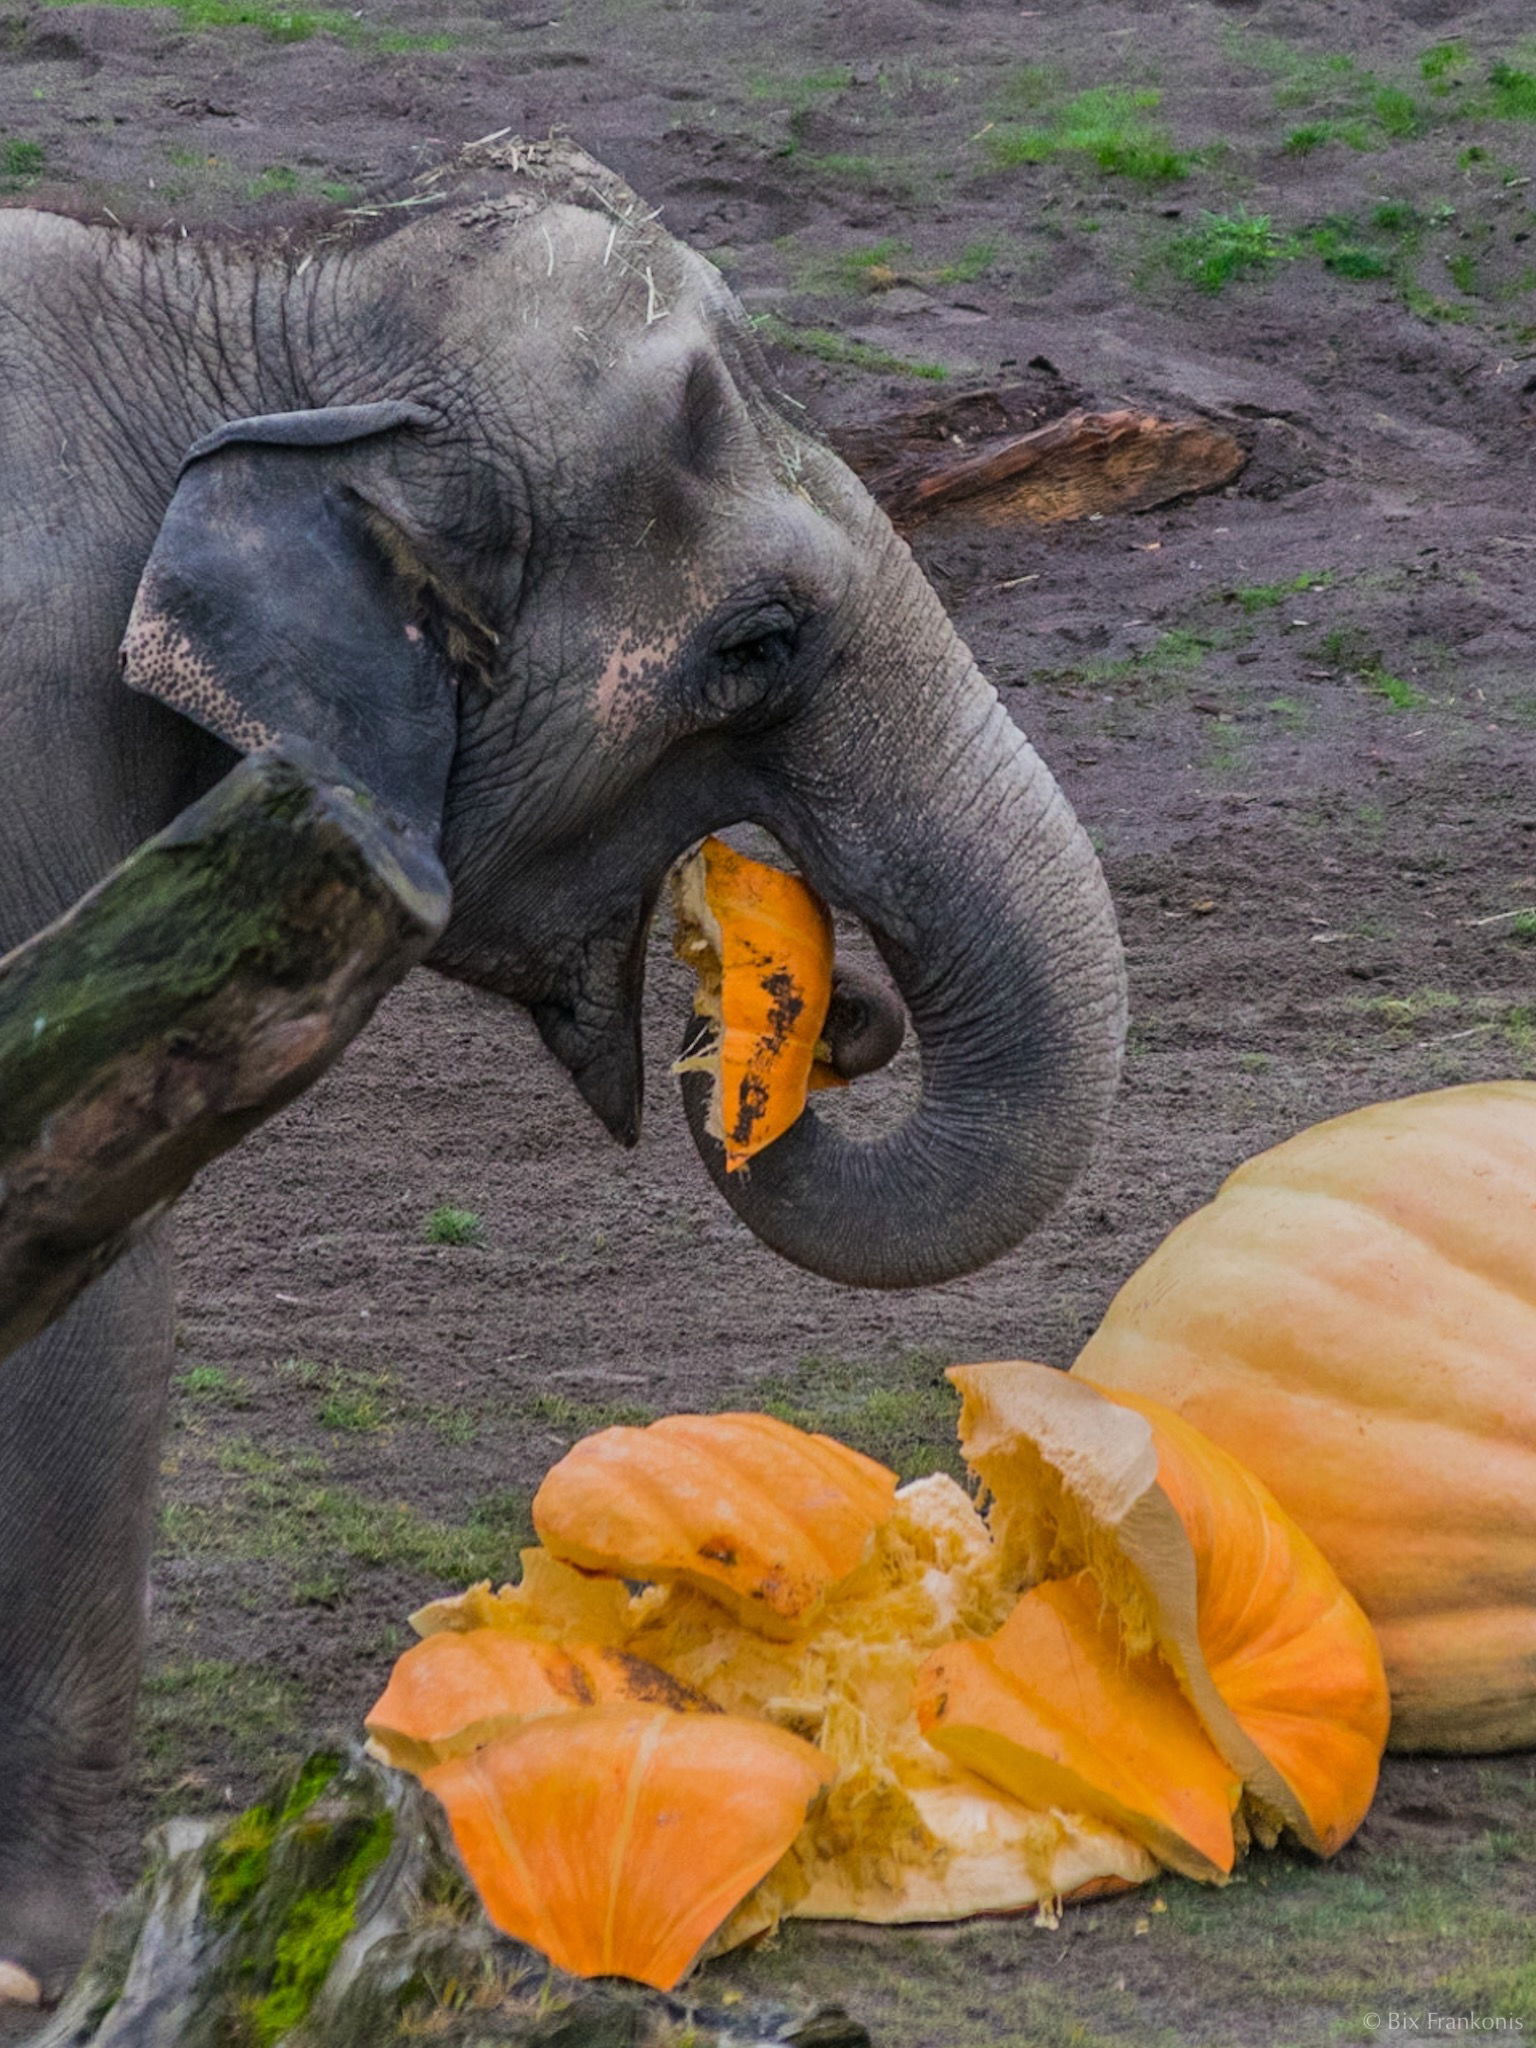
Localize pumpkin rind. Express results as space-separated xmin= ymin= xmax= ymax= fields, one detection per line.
xmin=364 ymin=1630 xmax=716 ymax=1773
xmin=531 ymin=1410 xmax=899 ymax=1637
xmin=948 ymin=1361 xmax=1389 ymax=1854
xmin=915 ymin=1572 xmax=1242 ymax=1883
xmin=422 ymin=1706 xmax=833 ymax=1989
xmin=1071 ymin=1081 xmax=1536 ymax=1752
xmin=672 ymin=837 xmax=839 ymax=1171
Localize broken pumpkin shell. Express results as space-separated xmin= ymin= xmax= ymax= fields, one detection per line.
xmin=531 ymin=1409 xmax=900 ymax=1638
xmin=422 ymin=1705 xmax=834 ymax=1991
xmin=364 ymin=1629 xmax=718 ymax=1774
xmin=672 ymin=836 xmax=841 ymax=1173
xmin=948 ymin=1362 xmax=1390 ymax=1856
xmin=915 ymin=1571 xmax=1242 ymax=1884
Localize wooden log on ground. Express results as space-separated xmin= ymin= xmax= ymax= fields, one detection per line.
xmin=835 ymin=394 xmax=1246 ymax=531
xmin=0 ymin=742 xmax=451 ymax=1366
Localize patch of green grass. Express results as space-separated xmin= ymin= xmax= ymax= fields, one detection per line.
xmin=160 ymin=1473 xmax=533 ymax=1584
xmin=1 ymin=137 xmax=45 ymax=183
xmin=1509 ymin=910 xmax=1536 ymax=942
xmin=1372 ymin=84 xmax=1423 ymax=138
xmin=1366 ymin=665 xmax=1426 ymax=709
xmin=748 ymin=1349 xmax=965 ymax=1483
xmin=316 ymin=1370 xmax=393 ymax=1434
xmin=1447 ymin=250 xmax=1480 ymax=293
xmin=424 ymin=1204 xmax=485 ymax=1248
xmin=1488 ymin=61 xmax=1536 ymax=119
xmin=42 ymin=0 xmax=456 ymax=48
xmin=1283 ymin=119 xmax=1374 ymax=154
xmin=931 ymin=237 xmax=1000 ymax=284
xmin=1167 ymin=210 xmax=1294 ymax=292
xmin=1266 ymin=696 xmax=1311 ymax=732
xmin=526 ymin=1390 xmax=660 ymax=1433
xmin=139 ymin=1659 xmax=303 ymax=1789
xmin=752 ymin=313 xmax=948 ymax=379
xmin=1228 ymin=571 xmax=1332 ymax=611
xmin=1312 ymin=217 xmax=1393 ymax=277
xmin=1237 ymin=1050 xmax=1272 ymax=1073
xmin=178 ymin=1359 xmax=252 ymax=1409
xmin=1421 ymin=40 xmax=1470 ymax=82
xmin=987 ymin=86 xmax=1190 ymax=183
xmin=746 ymin=65 xmax=854 ymax=109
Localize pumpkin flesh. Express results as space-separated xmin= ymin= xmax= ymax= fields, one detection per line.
xmin=948 ymin=1362 xmax=1389 ymax=1854
xmin=916 ymin=1572 xmax=1241 ymax=1883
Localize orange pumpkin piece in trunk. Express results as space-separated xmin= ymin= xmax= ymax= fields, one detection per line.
xmin=672 ymin=836 xmax=841 ymax=1172
xmin=364 ymin=1629 xmax=717 ymax=1773
xmin=915 ymin=1572 xmax=1241 ymax=1883
xmin=422 ymin=1705 xmax=833 ymax=1990
xmin=532 ymin=1409 xmax=899 ymax=1638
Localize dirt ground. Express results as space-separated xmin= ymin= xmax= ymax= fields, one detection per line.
xmin=4 ymin=0 xmax=1536 ymax=2041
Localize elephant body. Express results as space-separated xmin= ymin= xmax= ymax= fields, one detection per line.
xmin=0 ymin=139 xmax=1124 ymax=1994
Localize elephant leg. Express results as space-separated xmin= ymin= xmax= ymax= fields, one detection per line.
xmin=0 ymin=1232 xmax=175 ymax=1998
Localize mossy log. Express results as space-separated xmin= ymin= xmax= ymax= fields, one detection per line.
xmin=33 ymin=1749 xmax=871 ymax=2048
xmin=0 ymin=743 xmax=450 ymax=1364
xmin=836 ymin=394 xmax=1246 ymax=530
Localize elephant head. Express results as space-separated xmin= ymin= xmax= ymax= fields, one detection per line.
xmin=121 ymin=138 xmax=1124 ymax=1289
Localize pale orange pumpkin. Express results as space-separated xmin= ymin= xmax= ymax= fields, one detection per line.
xmin=1071 ymin=1082 xmax=1536 ymax=1752
xmin=948 ymin=1362 xmax=1390 ymax=1854
xmin=672 ymin=836 xmax=841 ymax=1172
xmin=422 ymin=1706 xmax=833 ymax=1990
xmin=531 ymin=1409 xmax=899 ymax=1637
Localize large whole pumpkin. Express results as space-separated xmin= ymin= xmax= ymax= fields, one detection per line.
xmin=1073 ymin=1081 xmax=1536 ymax=1753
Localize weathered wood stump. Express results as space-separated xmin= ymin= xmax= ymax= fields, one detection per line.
xmin=831 ymin=379 xmax=1246 ymax=531
xmin=0 ymin=743 xmax=451 ymax=1365
xmin=31 ymin=1750 xmax=871 ymax=2048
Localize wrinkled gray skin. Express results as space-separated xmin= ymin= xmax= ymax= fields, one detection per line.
xmin=0 ymin=140 xmax=1124 ymax=1994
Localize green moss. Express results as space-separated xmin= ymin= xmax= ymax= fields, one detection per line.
xmin=205 ymin=1752 xmax=343 ymax=1921
xmin=246 ymin=1808 xmax=393 ymax=2043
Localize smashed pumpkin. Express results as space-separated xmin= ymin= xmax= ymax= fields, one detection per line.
xmin=672 ymin=836 xmax=840 ymax=1171
xmin=915 ymin=1571 xmax=1242 ymax=1883
xmin=530 ymin=1409 xmax=900 ymax=1637
xmin=380 ymin=1390 xmax=1387 ymax=1988
xmin=423 ymin=1706 xmax=832 ymax=1990
xmin=364 ymin=1630 xmax=717 ymax=1774
xmin=1071 ymin=1082 xmax=1536 ymax=1752
xmin=950 ymin=1363 xmax=1389 ymax=1855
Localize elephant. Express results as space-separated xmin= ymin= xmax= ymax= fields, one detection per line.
xmin=0 ymin=136 xmax=1125 ymax=1996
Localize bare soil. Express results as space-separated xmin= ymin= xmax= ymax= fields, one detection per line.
xmin=3 ymin=0 xmax=1535 ymax=2041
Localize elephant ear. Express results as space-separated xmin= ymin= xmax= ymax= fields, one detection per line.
xmin=121 ymin=402 xmax=480 ymax=842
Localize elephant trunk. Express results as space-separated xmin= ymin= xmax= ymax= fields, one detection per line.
xmin=682 ymin=651 xmax=1125 ymax=1289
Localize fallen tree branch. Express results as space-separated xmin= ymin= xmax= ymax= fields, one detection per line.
xmin=835 ymin=395 xmax=1246 ymax=530
xmin=0 ymin=743 xmax=450 ymax=1365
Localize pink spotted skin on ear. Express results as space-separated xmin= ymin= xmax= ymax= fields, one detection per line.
xmin=120 ymin=588 xmax=277 ymax=755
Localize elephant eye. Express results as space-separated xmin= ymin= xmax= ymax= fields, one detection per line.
xmin=713 ymin=604 xmax=799 ymax=681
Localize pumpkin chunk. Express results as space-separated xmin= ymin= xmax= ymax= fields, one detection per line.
xmin=532 ymin=1410 xmax=900 ymax=1638
xmin=364 ymin=1630 xmax=717 ymax=1774
xmin=672 ymin=836 xmax=840 ymax=1172
xmin=1072 ymin=1081 xmax=1536 ymax=1753
xmin=416 ymin=1474 xmax=1159 ymax=1935
xmin=915 ymin=1573 xmax=1241 ymax=1883
xmin=949 ymin=1362 xmax=1390 ymax=1855
xmin=422 ymin=1706 xmax=833 ymax=1991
